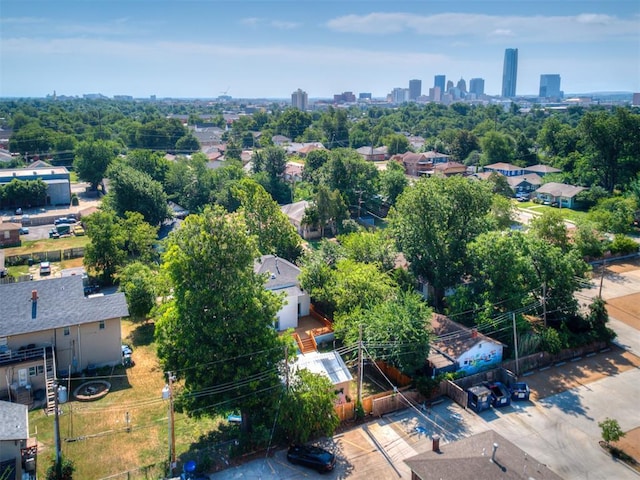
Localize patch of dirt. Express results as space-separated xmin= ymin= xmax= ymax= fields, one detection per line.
xmin=614 ymin=426 xmax=640 ymax=466
xmin=606 ymin=258 xmax=640 ymax=274
xmin=521 ymin=346 xmax=640 ymax=401
xmin=606 ymin=293 xmax=640 ymax=330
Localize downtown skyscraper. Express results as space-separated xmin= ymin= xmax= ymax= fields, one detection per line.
xmin=501 ymin=48 xmax=518 ymax=98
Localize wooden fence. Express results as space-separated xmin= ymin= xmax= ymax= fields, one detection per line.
xmin=334 ymin=386 xmax=423 ymax=422
xmin=501 ymin=341 xmax=607 ymax=374
xmin=374 ymin=361 xmax=413 ymax=388
xmin=438 ymin=380 xmax=467 ymax=409
xmin=3 ymin=247 xmax=85 ymax=266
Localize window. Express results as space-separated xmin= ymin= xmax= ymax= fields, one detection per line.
xmin=29 ymin=365 xmax=43 ymax=377
xmin=99 ymin=321 xmax=105 ymax=330
xmin=63 ymin=326 xmax=70 ymax=336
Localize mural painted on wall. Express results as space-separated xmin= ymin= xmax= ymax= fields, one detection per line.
xmin=458 ymin=346 xmax=502 ymax=375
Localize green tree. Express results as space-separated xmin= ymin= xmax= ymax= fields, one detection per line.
xmin=155 ymin=206 xmax=285 ymax=434
xmin=83 ymin=210 xmax=126 ymax=284
xmin=119 ymin=211 xmax=159 ymax=264
xmin=279 ymin=369 xmax=340 ymax=444
xmin=389 ymin=176 xmax=493 ymax=309
xmin=449 ymin=129 xmax=479 ymax=163
xmin=339 ymin=230 xmax=396 ymax=272
xmin=234 ymin=178 xmax=302 ymax=262
xmin=329 ymin=259 xmax=396 ymax=315
xmin=383 ymin=133 xmax=411 ymax=156
xmin=106 ymin=163 xmax=170 ymax=225
xmin=302 ymin=149 xmax=330 ymax=183
xmin=175 ymin=133 xmax=200 ymax=153
xmin=588 ymin=196 xmax=637 ymax=234
xmin=119 ymin=261 xmax=157 ymax=321
xmin=277 ymin=108 xmax=312 ymax=140
xmin=313 ymin=185 xmax=348 ymax=236
xmin=126 ymin=149 xmax=170 ymax=184
xmin=379 ymin=160 xmax=408 ymax=205
xmin=46 ymin=455 xmax=75 ymax=480
xmin=480 ymin=131 xmax=514 ymax=165
xmin=334 ymin=291 xmax=432 ymax=374
xmin=529 ymin=209 xmax=569 ymax=251
xmin=486 ymin=172 xmax=514 ymax=198
xmin=599 ymin=418 xmax=626 ymax=447
xmin=74 ymin=140 xmax=118 ymax=189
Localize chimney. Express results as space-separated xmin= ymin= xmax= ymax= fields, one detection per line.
xmin=472 ymin=328 xmax=478 ymax=338
xmin=32 ymin=290 xmax=38 ymax=302
xmin=491 ymin=443 xmax=499 ymax=463
xmin=31 ymin=290 xmax=38 ymax=319
xmin=432 ymin=434 xmax=440 ymax=452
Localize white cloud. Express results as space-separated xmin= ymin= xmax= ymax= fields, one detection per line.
xmin=326 ymin=12 xmax=639 ymax=42
xmin=270 ymin=20 xmax=300 ymax=30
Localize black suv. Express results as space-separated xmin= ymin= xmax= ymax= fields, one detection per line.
xmin=287 ymin=444 xmax=336 ymax=473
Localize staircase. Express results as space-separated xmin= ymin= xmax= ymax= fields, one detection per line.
xmin=299 ymin=336 xmax=317 ymax=354
xmin=44 ymin=349 xmax=56 ymax=415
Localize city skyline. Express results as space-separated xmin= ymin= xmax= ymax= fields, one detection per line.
xmin=1 ymin=0 xmax=639 ymax=99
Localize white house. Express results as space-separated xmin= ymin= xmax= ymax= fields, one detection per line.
xmin=428 ymin=315 xmax=503 ymax=376
xmin=254 ymin=255 xmax=310 ymax=331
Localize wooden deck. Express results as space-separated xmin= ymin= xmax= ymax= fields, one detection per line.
xmin=293 ymin=315 xmax=331 ymax=338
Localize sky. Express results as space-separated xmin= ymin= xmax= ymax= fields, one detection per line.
xmin=1 ymin=0 xmax=639 ymax=99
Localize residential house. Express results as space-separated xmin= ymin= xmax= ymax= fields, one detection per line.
xmin=0 ymin=401 xmax=36 ymax=480
xmin=0 ymin=223 xmax=21 ymax=248
xmin=404 ymin=430 xmax=562 ymax=480
xmin=422 ymin=151 xmax=450 ymax=165
xmin=297 ymin=143 xmax=325 ymax=157
xmin=293 ymin=351 xmax=353 ymax=400
xmin=483 ymin=162 xmax=525 ymax=177
xmin=281 ymin=200 xmax=320 ymax=240
xmin=434 ymin=161 xmax=467 ymax=177
xmin=524 ymin=164 xmax=562 ymax=177
xmin=0 ymin=149 xmax=13 ymax=164
xmin=356 ymin=146 xmax=388 ymax=162
xmin=535 ymin=182 xmax=586 ymax=209
xmin=254 ymin=255 xmax=310 ymax=331
xmin=272 ymin=135 xmax=291 ymax=146
xmin=396 ymin=152 xmax=432 ymax=177
xmin=428 ymin=315 xmax=503 ymax=376
xmin=0 ymin=276 xmax=129 ymax=411
xmin=0 ymin=167 xmax=71 ymax=206
xmin=506 ymin=173 xmax=542 ymax=196
xmin=283 ymin=162 xmax=304 ymax=183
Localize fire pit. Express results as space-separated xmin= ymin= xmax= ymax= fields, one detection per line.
xmin=73 ymin=380 xmax=111 ymax=401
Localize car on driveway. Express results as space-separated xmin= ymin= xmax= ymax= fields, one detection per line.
xmin=54 ymin=217 xmax=76 ymax=225
xmin=287 ymin=444 xmax=336 ymax=472
xmin=39 ymin=262 xmax=51 ymax=275
xmin=509 ymin=382 xmax=530 ymax=401
xmin=19 ymin=227 xmax=29 ymax=235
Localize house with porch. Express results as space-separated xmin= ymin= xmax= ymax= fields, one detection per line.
xmin=483 ymin=162 xmax=525 ymax=177
xmin=255 ymin=255 xmax=310 ymax=331
xmin=506 ymin=173 xmax=542 ymax=196
xmin=428 ymin=315 xmax=503 ymax=376
xmin=0 ymin=276 xmax=129 ymax=412
xmin=535 ymin=182 xmax=586 ymax=209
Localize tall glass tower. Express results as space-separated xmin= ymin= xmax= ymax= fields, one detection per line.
xmin=501 ymin=48 xmax=518 ymax=98
xmin=434 ymin=75 xmax=446 ymax=92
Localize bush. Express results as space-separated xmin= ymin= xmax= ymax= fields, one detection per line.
xmin=46 ymin=456 xmax=75 ymax=480
xmin=71 ymin=193 xmax=79 ymax=206
xmin=609 ymin=235 xmax=639 ymax=255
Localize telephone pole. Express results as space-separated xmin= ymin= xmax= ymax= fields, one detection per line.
xmin=162 ymin=372 xmax=176 ymax=477
xmin=356 ymin=324 xmax=363 ymax=409
xmin=54 ymin=383 xmax=62 ymax=479
xmin=512 ymin=312 xmax=519 ymax=376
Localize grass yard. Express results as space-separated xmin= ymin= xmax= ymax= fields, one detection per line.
xmin=516 ymin=203 xmax=588 ymax=223
xmin=30 ymin=320 xmax=223 ymax=480
xmin=4 ymin=235 xmax=90 ymax=257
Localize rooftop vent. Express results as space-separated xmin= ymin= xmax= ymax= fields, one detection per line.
xmin=491 ymin=443 xmax=499 ymax=463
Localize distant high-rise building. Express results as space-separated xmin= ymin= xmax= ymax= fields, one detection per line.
xmin=333 ymin=91 xmax=356 ymax=103
xmin=390 ymin=88 xmax=409 ymax=104
xmin=359 ymin=92 xmax=372 ymax=100
xmin=456 ymin=78 xmax=467 ymax=94
xmin=539 ymin=74 xmax=562 ymax=99
xmin=434 ymin=75 xmax=446 ymax=93
xmin=469 ymin=78 xmax=485 ymax=96
xmin=409 ymin=79 xmax=422 ymax=101
xmin=502 ymin=48 xmax=518 ymax=98
xmin=291 ymin=88 xmax=308 ymax=110
xmin=446 ymin=80 xmax=454 ymax=93
xmin=429 ymin=87 xmax=442 ymax=102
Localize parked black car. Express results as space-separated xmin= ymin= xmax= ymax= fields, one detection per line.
xmin=287 ymin=444 xmax=336 ymax=473
xmin=510 ymin=382 xmax=531 ymax=401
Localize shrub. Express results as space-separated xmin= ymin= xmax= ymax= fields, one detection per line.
xmin=609 ymin=235 xmax=639 ymax=255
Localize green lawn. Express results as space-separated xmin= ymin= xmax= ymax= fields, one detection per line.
xmin=30 ymin=320 xmax=224 ymax=479
xmin=515 ymin=202 xmax=588 ymax=223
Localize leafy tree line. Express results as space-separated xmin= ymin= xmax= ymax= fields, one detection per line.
xmin=0 ymin=178 xmax=47 ymax=208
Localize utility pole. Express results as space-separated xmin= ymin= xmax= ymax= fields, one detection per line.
xmin=512 ymin=312 xmax=519 ymax=376
xmin=162 ymin=373 xmax=176 ymax=477
xmin=542 ymin=282 xmax=547 ymax=328
xmin=599 ymin=260 xmax=606 ymax=299
xmin=53 ymin=383 xmax=62 ymax=479
xmin=357 ymin=324 xmax=363 ymax=410
xmin=284 ymin=345 xmax=289 ymax=390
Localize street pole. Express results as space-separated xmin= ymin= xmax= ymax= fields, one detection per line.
xmin=54 ymin=383 xmax=62 ymax=479
xmin=542 ymin=282 xmax=547 ymax=328
xmin=168 ymin=373 xmax=176 ymax=475
xmin=357 ymin=324 xmax=363 ymax=412
xmin=599 ymin=260 xmax=606 ymax=299
xmin=512 ymin=313 xmax=519 ymax=376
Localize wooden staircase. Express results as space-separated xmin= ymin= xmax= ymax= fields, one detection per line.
xmin=298 ymin=336 xmax=317 ymax=354
xmin=44 ymin=349 xmax=56 ymax=415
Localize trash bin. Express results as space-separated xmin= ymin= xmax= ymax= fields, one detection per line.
xmin=28 ymin=258 xmax=34 ymax=267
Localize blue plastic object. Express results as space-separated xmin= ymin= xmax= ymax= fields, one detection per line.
xmin=184 ymin=460 xmax=197 ymax=473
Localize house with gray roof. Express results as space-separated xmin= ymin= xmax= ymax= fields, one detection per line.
xmin=535 ymin=182 xmax=586 ymax=209
xmin=483 ymin=162 xmax=525 ymax=177
xmin=254 ymin=255 xmax=310 ymax=331
xmin=524 ymin=164 xmax=562 ymax=176
xmin=404 ymin=430 xmax=562 ymax=480
xmin=506 ymin=173 xmax=542 ymax=196
xmin=0 ymin=276 xmax=128 ymax=410
xmin=0 ymin=166 xmax=71 ymax=206
xmin=0 ymin=400 xmax=35 ymax=480
xmin=281 ymin=200 xmax=320 ymax=240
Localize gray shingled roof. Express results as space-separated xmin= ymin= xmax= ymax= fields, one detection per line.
xmin=0 ymin=400 xmax=28 ymax=441
xmin=0 ymin=276 xmax=129 ymax=337
xmin=254 ymin=255 xmax=300 ymax=291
